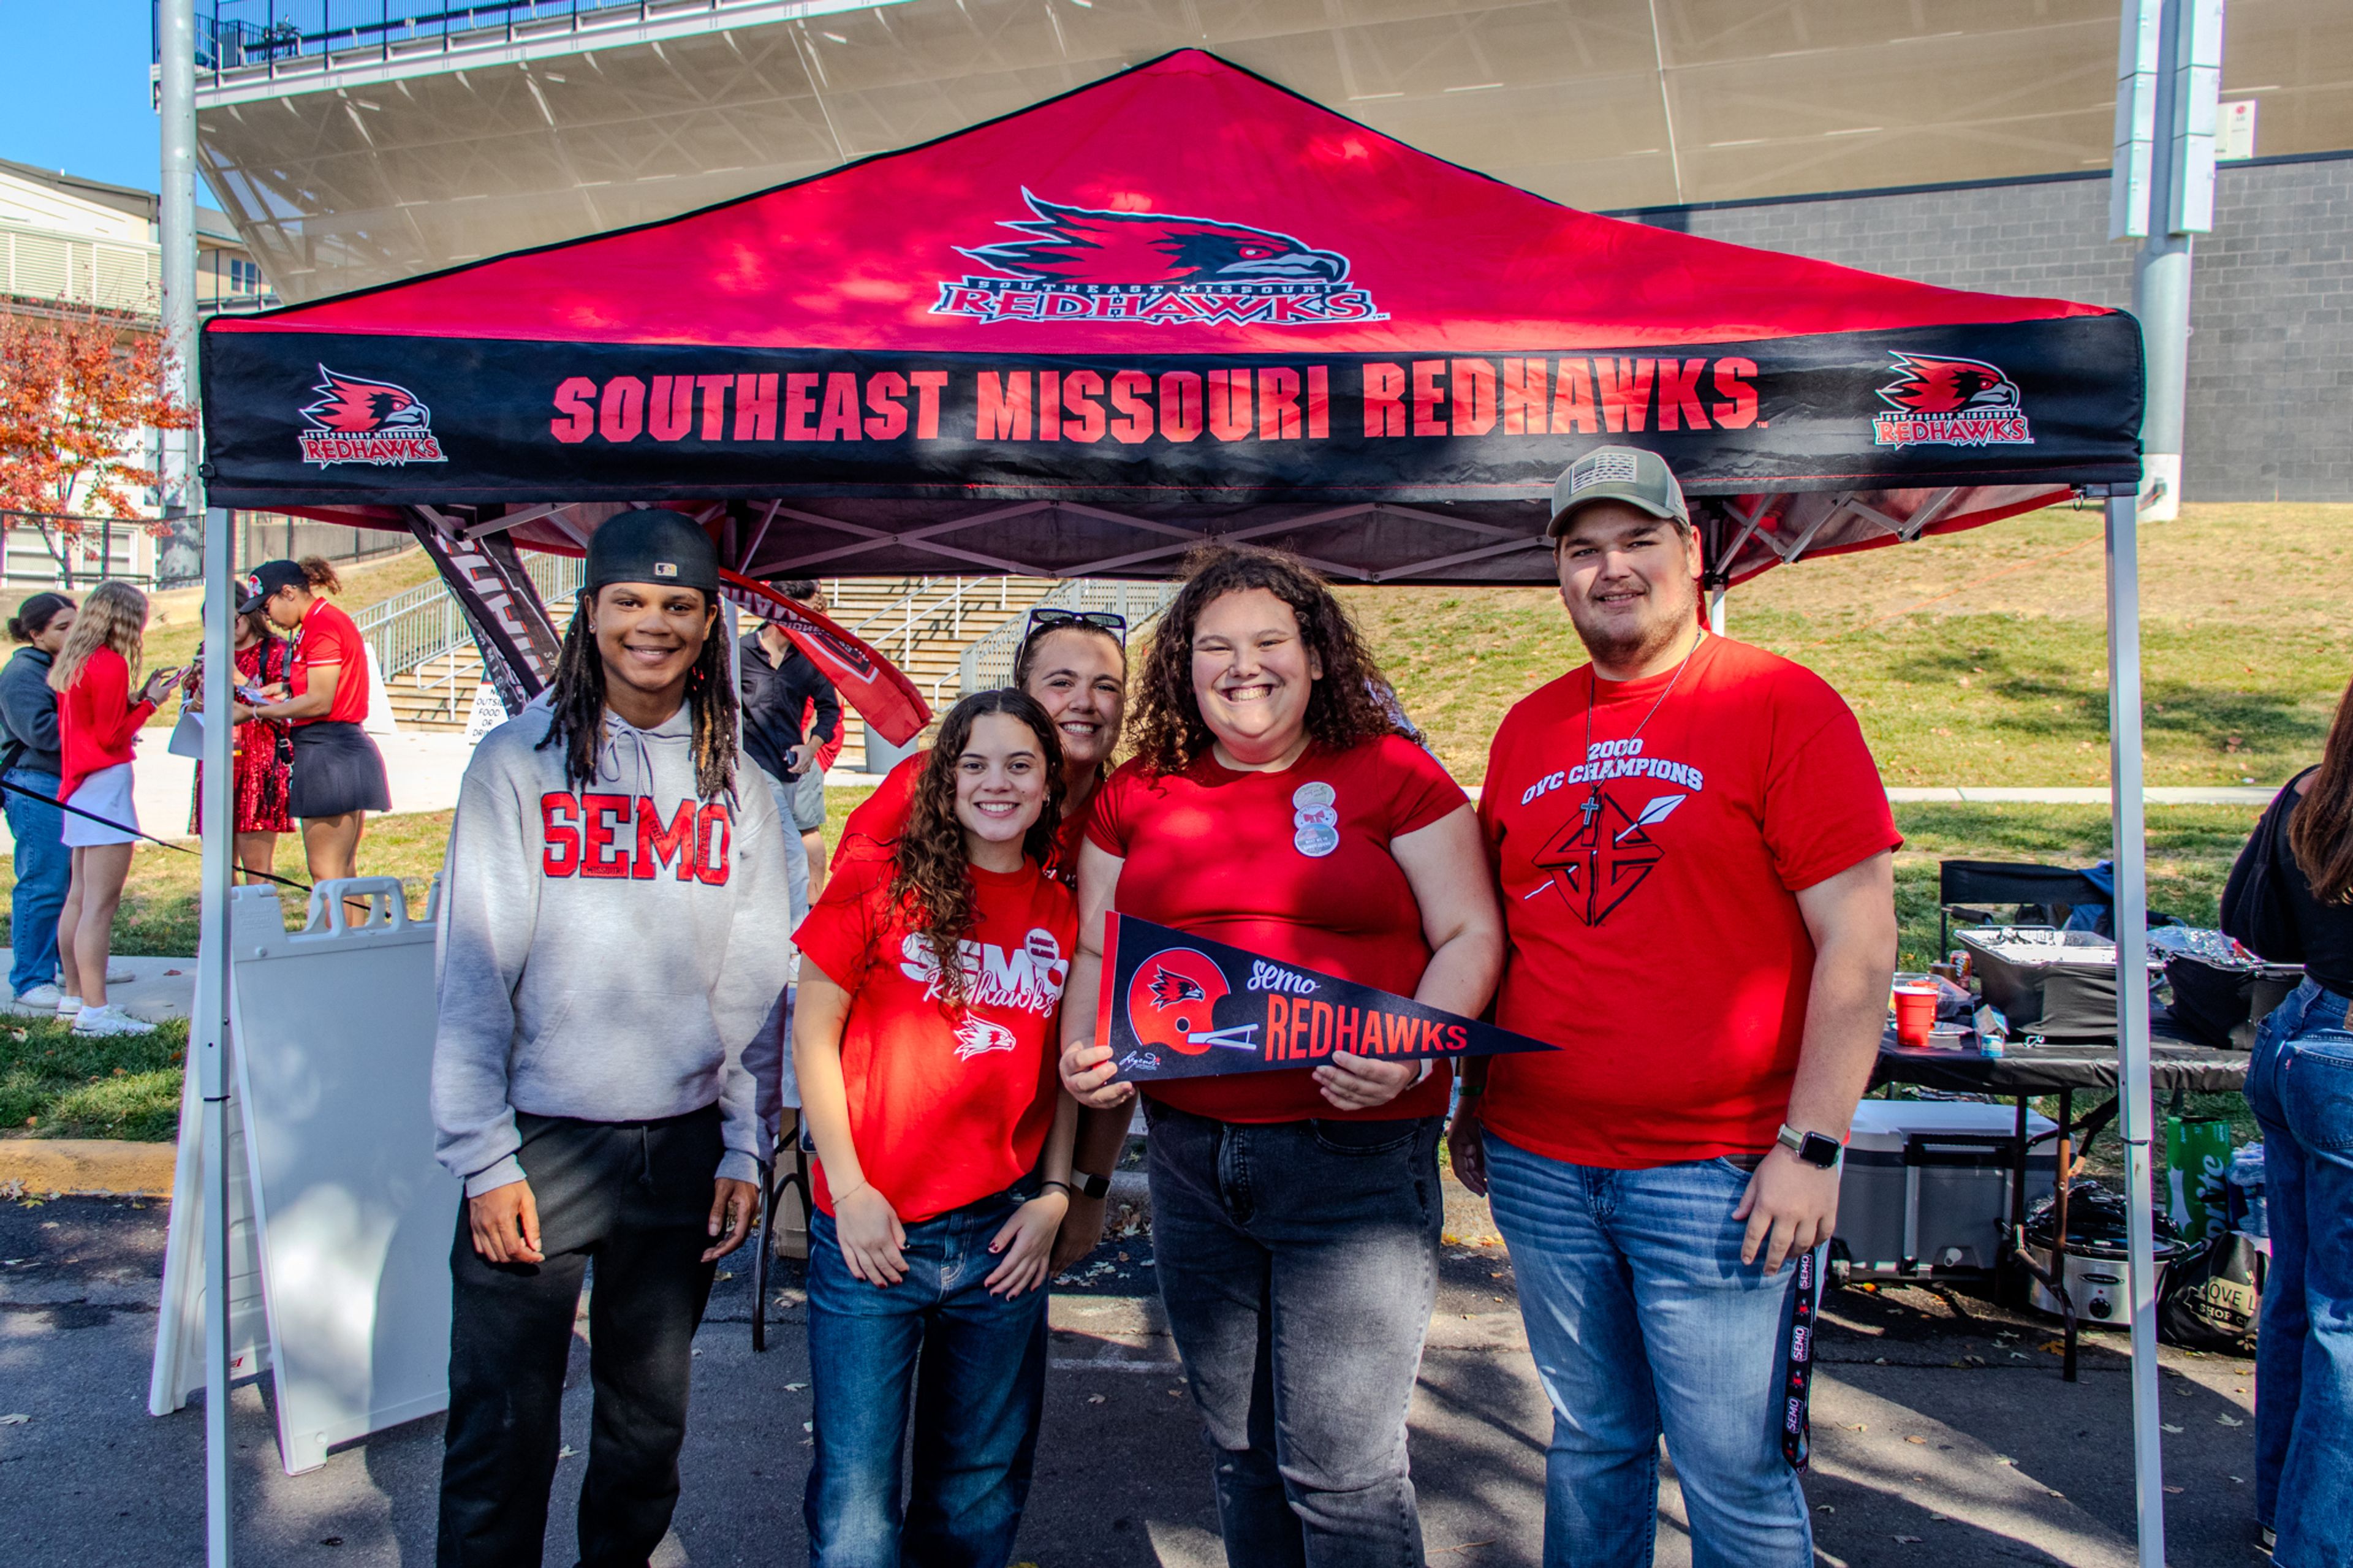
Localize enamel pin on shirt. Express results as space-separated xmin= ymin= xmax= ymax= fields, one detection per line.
xmin=1292 ymin=780 xmax=1339 ymax=858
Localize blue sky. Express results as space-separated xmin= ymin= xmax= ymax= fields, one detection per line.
xmin=1 ymin=2 xmax=224 ymax=206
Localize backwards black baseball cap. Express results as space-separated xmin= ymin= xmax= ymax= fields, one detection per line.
xmin=586 ymin=509 xmax=719 ymax=595
xmin=237 ymin=559 xmax=308 ymax=614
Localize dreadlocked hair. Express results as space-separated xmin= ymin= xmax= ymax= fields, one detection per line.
xmin=537 ymin=586 xmax=739 ymax=800
xmin=1127 ymin=543 xmax=1405 ymax=776
xmin=889 ymin=689 xmax=1066 ymax=1009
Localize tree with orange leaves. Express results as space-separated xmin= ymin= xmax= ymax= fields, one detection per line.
xmin=0 ymin=306 xmax=195 ymax=584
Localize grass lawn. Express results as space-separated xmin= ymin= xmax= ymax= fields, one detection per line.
xmin=1352 ymin=501 xmax=2353 ymax=787
xmin=0 ymin=1013 xmax=188 ymax=1140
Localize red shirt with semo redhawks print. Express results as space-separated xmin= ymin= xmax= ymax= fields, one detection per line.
xmin=794 ymin=853 xmax=1077 ymax=1222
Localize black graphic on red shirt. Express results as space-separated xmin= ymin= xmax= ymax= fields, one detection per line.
xmin=1529 ymin=790 xmax=1686 ymax=926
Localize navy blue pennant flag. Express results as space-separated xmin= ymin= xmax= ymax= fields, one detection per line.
xmin=1094 ymin=914 xmax=1555 ymax=1082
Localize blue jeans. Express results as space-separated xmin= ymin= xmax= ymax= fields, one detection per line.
xmin=1484 ymin=1131 xmax=1813 ymax=1568
xmin=1145 ymin=1102 xmax=1444 ymax=1568
xmin=804 ymin=1186 xmax=1047 ymax=1568
xmin=3 ymin=768 xmax=67 ymax=997
xmin=2246 ymin=979 xmax=2353 ymax=1567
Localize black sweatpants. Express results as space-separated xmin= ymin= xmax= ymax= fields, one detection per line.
xmin=437 ymin=1104 xmax=724 ymax=1568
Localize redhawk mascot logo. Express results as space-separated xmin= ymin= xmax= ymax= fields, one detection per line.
xmin=1871 ymin=352 xmax=2031 ymax=449
xmin=1877 ymin=354 xmax=2020 ymax=415
xmin=297 ymin=365 xmax=447 ymax=467
xmin=932 ymin=189 xmax=1382 ymax=327
xmin=961 ymin=191 xmax=1347 ymax=286
xmin=1126 ymin=949 xmax=1230 ymax=1056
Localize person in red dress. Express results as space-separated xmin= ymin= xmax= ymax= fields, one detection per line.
xmin=184 ymin=607 xmax=292 ymax=884
xmin=1058 ymin=544 xmax=1502 ymax=1567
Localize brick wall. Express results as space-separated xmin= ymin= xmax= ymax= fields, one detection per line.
xmin=1615 ymin=154 xmax=2353 ymax=502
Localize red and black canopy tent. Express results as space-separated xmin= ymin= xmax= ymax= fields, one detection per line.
xmin=199 ymin=49 xmax=2140 ymax=591
xmin=190 ymin=47 xmax=2172 ymax=1561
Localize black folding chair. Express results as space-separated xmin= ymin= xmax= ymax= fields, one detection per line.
xmin=742 ymin=983 xmax=813 ymax=1353
xmin=752 ymin=1129 xmax=812 ymax=1353
xmin=1936 ymin=860 xmax=2109 ymax=956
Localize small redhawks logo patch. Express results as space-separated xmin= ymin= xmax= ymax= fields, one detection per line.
xmin=298 ymin=365 xmax=448 ymax=466
xmin=1871 ymin=353 xmax=2032 ymax=449
xmin=931 ymin=189 xmax=1384 ymax=327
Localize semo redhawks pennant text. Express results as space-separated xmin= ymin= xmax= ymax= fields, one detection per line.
xmin=1095 ymin=914 xmax=1553 ymax=1082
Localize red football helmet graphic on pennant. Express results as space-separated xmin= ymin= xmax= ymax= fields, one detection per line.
xmin=1125 ymin=948 xmax=1229 ymax=1055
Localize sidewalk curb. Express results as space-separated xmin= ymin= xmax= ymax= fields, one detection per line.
xmin=0 ymin=1138 xmax=175 ymax=1197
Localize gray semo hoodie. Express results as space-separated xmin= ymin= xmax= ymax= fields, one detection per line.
xmin=430 ymin=697 xmax=794 ymax=1197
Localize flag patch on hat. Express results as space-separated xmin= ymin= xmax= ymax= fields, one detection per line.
xmin=1568 ymin=450 xmax=1640 ymax=494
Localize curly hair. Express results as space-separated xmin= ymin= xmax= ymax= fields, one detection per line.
xmin=538 ymin=586 xmax=738 ymax=800
xmin=889 ymin=689 xmax=1066 ymax=1008
xmin=1126 ymin=544 xmax=1404 ymax=776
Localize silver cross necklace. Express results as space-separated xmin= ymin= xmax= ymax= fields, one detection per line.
xmin=1578 ymin=629 xmax=1705 ymax=834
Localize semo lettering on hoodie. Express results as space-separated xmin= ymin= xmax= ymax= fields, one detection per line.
xmin=539 ymin=792 xmax=732 ymax=884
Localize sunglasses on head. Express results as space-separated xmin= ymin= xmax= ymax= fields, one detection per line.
xmin=1025 ymin=607 xmax=1127 ymax=640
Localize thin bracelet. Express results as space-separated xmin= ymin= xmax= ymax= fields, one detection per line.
xmin=1038 ymin=1179 xmax=1074 ymax=1198
xmin=833 ymin=1178 xmax=868 ymax=1203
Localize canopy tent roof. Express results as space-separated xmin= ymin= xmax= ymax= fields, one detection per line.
xmin=200 ymin=49 xmax=2143 ymax=585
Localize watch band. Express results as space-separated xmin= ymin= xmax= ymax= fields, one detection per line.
xmin=1070 ymin=1170 xmax=1112 ymax=1200
xmin=1776 ymin=1123 xmax=1843 ymax=1169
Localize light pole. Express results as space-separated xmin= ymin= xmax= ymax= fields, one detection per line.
xmin=159 ymin=2 xmax=239 ymax=1563
xmin=2113 ymin=0 xmax=2222 ymax=521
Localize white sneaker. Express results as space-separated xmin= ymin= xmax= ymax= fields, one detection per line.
xmin=11 ymin=983 xmax=63 ymax=1012
xmin=56 ymin=993 xmax=83 ymax=1016
xmin=72 ymin=1004 xmax=156 ymax=1037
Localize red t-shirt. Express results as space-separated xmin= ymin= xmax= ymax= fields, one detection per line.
xmin=290 ymin=599 xmax=368 ymax=726
xmin=56 ymin=646 xmax=156 ymax=803
xmin=1476 ymin=635 xmax=1900 ymax=1169
xmin=794 ymin=852 xmax=1077 ymax=1222
xmin=837 ymin=750 xmax=1091 ymax=880
xmin=1086 ymin=735 xmax=1468 ymax=1124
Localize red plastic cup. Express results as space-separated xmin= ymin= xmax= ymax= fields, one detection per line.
xmin=1892 ymin=975 xmax=1938 ymax=1048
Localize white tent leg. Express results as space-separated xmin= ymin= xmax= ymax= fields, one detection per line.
xmin=1707 ymin=586 xmax=1727 ymax=635
xmin=2104 ymin=490 xmax=2165 ymax=1566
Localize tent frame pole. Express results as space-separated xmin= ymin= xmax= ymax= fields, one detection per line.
xmin=2103 ymin=487 xmax=2165 ymax=1566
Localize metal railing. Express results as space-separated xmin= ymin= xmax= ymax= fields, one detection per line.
xmin=833 ymin=576 xmax=1016 ymax=668
xmin=161 ymin=0 xmax=792 ymax=86
xmin=957 ymin=580 xmax=1175 ymax=699
xmin=353 ymin=551 xmax=580 ymax=679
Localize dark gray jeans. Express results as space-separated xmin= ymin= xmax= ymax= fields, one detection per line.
xmin=1144 ymin=1101 xmax=1444 ymax=1568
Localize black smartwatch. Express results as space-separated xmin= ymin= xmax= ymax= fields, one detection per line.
xmin=1776 ymin=1123 xmax=1843 ymax=1170
xmin=1069 ymin=1170 xmax=1112 ymax=1200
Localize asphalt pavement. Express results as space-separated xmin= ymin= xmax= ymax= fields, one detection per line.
xmin=0 ymin=1186 xmax=2270 ymax=1567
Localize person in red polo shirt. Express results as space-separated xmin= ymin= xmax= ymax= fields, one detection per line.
xmin=1453 ymin=447 xmax=1898 ymax=1567
xmin=792 ymin=687 xmax=1080 ymax=1568
xmin=235 ymin=557 xmax=390 ymax=888
xmin=1059 ymin=544 xmax=1502 ymax=1568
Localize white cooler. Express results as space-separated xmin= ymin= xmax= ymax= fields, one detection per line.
xmin=1834 ymin=1099 xmax=2057 ymax=1279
